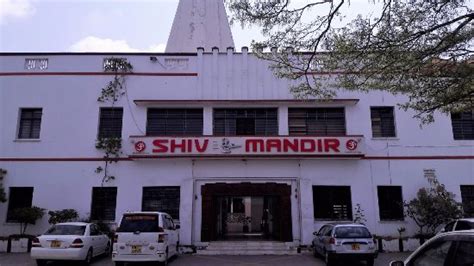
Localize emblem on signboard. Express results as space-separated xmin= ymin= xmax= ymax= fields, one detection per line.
xmin=135 ymin=141 xmax=147 ymax=153
xmin=217 ymin=138 xmax=241 ymax=154
xmin=346 ymin=139 xmax=358 ymax=151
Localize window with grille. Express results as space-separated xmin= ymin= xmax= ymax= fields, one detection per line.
xmin=377 ymin=186 xmax=404 ymax=220
xmin=146 ymin=109 xmax=203 ymax=136
xmin=18 ymin=108 xmax=42 ymax=139
xmin=7 ymin=187 xmax=34 ymax=222
xmin=313 ymin=186 xmax=352 ymax=220
xmin=142 ymin=187 xmax=180 ymax=219
xmin=288 ymin=108 xmax=346 ymax=136
xmin=461 ymin=185 xmax=474 ymax=217
xmin=98 ymin=108 xmax=123 ymax=138
xmin=90 ymin=187 xmax=117 ymax=221
xmin=451 ymin=110 xmax=474 ymax=140
xmin=371 ymin=107 xmax=396 ymax=138
xmin=213 ymin=108 xmax=278 ymax=136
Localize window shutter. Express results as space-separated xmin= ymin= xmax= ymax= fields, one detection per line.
xmin=213 ymin=108 xmax=278 ymax=136
xmin=146 ymin=109 xmax=203 ymax=136
xmin=371 ymin=107 xmax=396 ymax=137
xmin=98 ymin=108 xmax=123 ymax=138
xmin=18 ymin=109 xmax=42 ymax=139
xmin=91 ymin=187 xmax=117 ymax=221
xmin=377 ymin=186 xmax=404 ymax=220
xmin=451 ymin=110 xmax=474 ymax=140
xmin=142 ymin=187 xmax=180 ymax=219
xmin=289 ymin=108 xmax=346 ymax=136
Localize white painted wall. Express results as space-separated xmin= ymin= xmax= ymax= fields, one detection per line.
xmin=0 ymin=53 xmax=472 ymax=246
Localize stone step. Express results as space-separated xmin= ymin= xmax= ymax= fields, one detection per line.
xmin=196 ymin=241 xmax=300 ymax=255
xmin=197 ymin=249 xmax=300 ymax=255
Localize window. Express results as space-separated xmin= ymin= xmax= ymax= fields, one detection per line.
xmin=460 ymin=185 xmax=474 ymax=217
xmin=313 ymin=186 xmax=352 ymax=220
xmin=98 ymin=108 xmax=123 ymax=138
xmin=410 ymin=240 xmax=453 ymax=266
xmin=451 ymin=110 xmax=474 ymax=140
xmin=18 ymin=108 xmax=42 ymax=139
xmin=377 ymin=186 xmax=404 ymax=220
xmin=142 ymin=187 xmax=180 ymax=219
xmin=6 ymin=187 xmax=34 ymax=222
xmin=146 ymin=109 xmax=203 ymax=136
xmin=213 ymin=108 xmax=278 ymax=136
xmin=90 ymin=187 xmax=117 ymax=221
xmin=370 ymin=107 xmax=396 ymax=138
xmin=455 ymin=221 xmax=474 ymax=231
xmin=288 ymin=108 xmax=346 ymax=136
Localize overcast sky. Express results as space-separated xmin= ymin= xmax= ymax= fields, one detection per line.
xmin=3 ymin=0 xmax=466 ymax=53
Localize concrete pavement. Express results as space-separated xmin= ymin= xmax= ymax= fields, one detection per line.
xmin=0 ymin=252 xmax=410 ymax=266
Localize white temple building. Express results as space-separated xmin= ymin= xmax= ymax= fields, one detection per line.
xmin=0 ymin=0 xmax=473 ymax=253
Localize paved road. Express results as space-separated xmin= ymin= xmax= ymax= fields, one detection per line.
xmin=0 ymin=252 xmax=410 ymax=266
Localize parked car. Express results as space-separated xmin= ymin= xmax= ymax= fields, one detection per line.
xmin=312 ymin=223 xmax=377 ymax=266
xmin=112 ymin=211 xmax=179 ymax=266
xmin=440 ymin=218 xmax=474 ymax=233
xmin=30 ymin=222 xmax=111 ymax=266
xmin=390 ymin=230 xmax=474 ymax=266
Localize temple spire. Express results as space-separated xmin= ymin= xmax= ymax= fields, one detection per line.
xmin=166 ymin=0 xmax=235 ymax=53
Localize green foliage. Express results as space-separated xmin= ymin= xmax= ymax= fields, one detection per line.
xmin=353 ymin=203 xmax=367 ymax=225
xmin=95 ymin=58 xmax=132 ymax=185
xmin=227 ymin=0 xmax=473 ymax=123
xmin=11 ymin=206 xmax=46 ymax=235
xmin=95 ymin=137 xmax=122 ymax=185
xmin=405 ymin=176 xmax=463 ymax=237
xmin=48 ymin=209 xmax=79 ymax=224
xmin=97 ymin=58 xmax=133 ymax=103
xmin=0 ymin=183 xmax=6 ymax=203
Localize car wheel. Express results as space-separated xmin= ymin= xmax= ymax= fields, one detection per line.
xmin=36 ymin=259 xmax=47 ymax=266
xmin=83 ymin=248 xmax=93 ymax=266
xmin=114 ymin=262 xmax=125 ymax=266
xmin=367 ymin=258 xmax=374 ymax=266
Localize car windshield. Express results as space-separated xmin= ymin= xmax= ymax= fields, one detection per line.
xmin=44 ymin=225 xmax=86 ymax=235
xmin=118 ymin=214 xmax=161 ymax=233
xmin=334 ymin=226 xmax=371 ymax=238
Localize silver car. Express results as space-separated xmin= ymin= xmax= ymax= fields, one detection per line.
xmin=390 ymin=230 xmax=474 ymax=266
xmin=312 ymin=223 xmax=377 ymax=266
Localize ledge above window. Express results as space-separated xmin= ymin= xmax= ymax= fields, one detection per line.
xmin=133 ymin=99 xmax=359 ymax=107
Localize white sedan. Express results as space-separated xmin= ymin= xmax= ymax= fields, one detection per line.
xmin=31 ymin=222 xmax=111 ymax=266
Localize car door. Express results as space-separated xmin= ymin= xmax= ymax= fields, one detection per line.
xmin=452 ymin=240 xmax=474 ymax=265
xmin=407 ymin=240 xmax=456 ymax=266
xmin=89 ymin=224 xmax=103 ymax=256
xmin=314 ymin=226 xmax=327 ymax=253
xmin=317 ymin=226 xmax=331 ymax=254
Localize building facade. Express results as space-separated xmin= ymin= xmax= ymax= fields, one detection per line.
xmin=0 ymin=0 xmax=473 ymax=249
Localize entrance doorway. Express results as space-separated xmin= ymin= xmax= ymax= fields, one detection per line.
xmin=201 ymin=183 xmax=292 ymax=242
xmin=215 ymin=196 xmax=279 ymax=240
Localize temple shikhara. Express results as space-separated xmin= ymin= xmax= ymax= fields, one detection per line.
xmin=0 ymin=0 xmax=472 ymax=254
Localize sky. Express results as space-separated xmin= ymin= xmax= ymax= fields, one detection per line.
xmin=0 ymin=0 xmax=427 ymax=53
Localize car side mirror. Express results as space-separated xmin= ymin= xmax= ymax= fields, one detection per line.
xmin=175 ymin=225 xmax=180 ymax=229
xmin=313 ymin=232 xmax=319 ymax=236
xmin=389 ymin=261 xmax=405 ymax=266
xmin=440 ymin=228 xmax=446 ymax=233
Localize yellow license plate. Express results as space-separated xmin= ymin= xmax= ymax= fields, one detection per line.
xmin=351 ymin=244 xmax=360 ymax=250
xmin=50 ymin=240 xmax=61 ymax=248
xmin=131 ymin=245 xmax=142 ymax=254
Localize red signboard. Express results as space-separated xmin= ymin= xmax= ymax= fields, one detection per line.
xmin=129 ymin=136 xmax=364 ymax=158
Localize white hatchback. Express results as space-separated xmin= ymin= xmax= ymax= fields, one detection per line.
xmin=30 ymin=222 xmax=111 ymax=266
xmin=112 ymin=212 xmax=179 ymax=266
